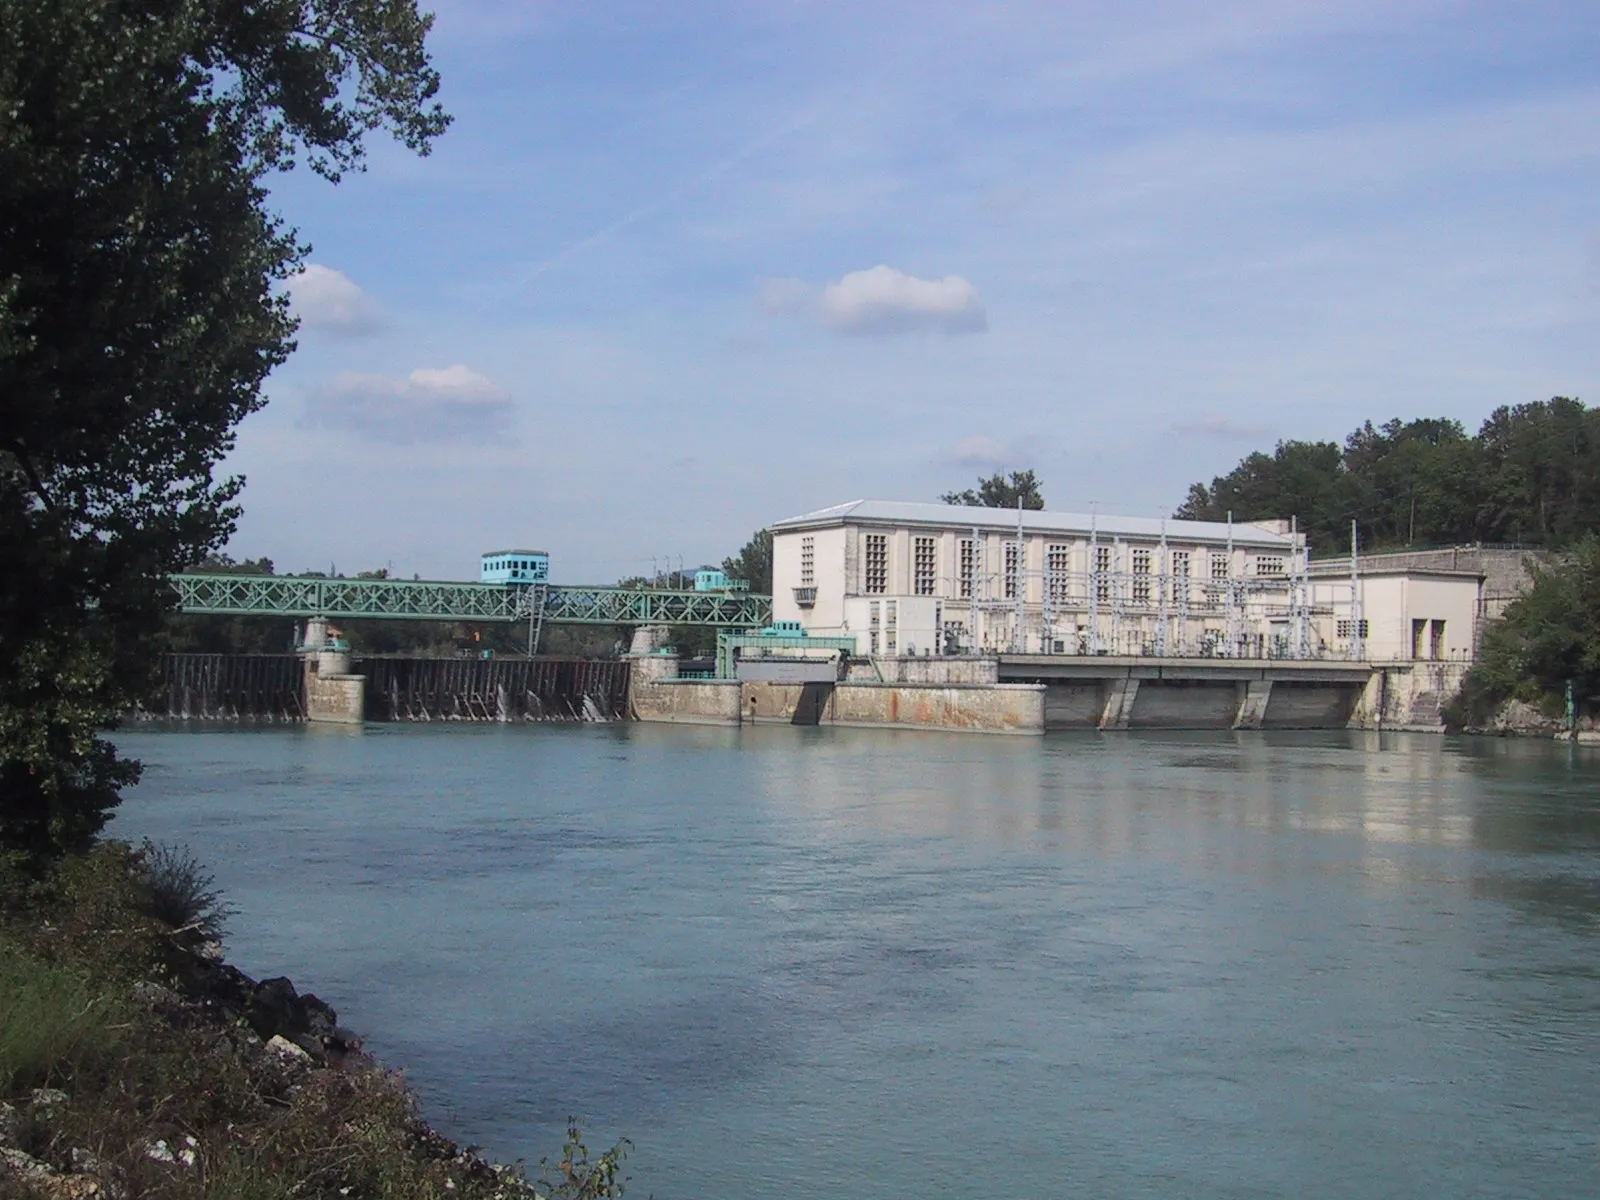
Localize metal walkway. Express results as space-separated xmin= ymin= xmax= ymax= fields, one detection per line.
xmin=172 ymin=573 xmax=773 ymax=627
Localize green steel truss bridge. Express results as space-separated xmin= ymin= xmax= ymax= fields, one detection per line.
xmin=172 ymin=573 xmax=773 ymax=627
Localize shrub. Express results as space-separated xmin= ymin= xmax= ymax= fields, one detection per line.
xmin=139 ymin=841 xmax=234 ymax=939
xmin=0 ymin=941 xmax=125 ymax=1093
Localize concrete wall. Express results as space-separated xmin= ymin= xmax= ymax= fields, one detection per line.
xmin=630 ymin=668 xmax=1045 ymax=736
xmin=823 ymin=682 xmax=1043 ymax=735
xmin=1350 ymin=661 xmax=1470 ymax=730
xmin=630 ymin=677 xmax=744 ymax=726
xmin=1128 ymin=680 xmax=1240 ymax=729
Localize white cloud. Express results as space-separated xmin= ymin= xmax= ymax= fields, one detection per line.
xmin=288 ymin=264 xmax=386 ymax=335
xmin=820 ymin=266 xmax=987 ymax=335
xmin=759 ymin=267 xmax=988 ymax=336
xmin=304 ymin=364 xmax=512 ymax=442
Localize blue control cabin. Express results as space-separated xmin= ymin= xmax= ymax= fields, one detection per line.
xmin=480 ymin=549 xmax=550 ymax=585
xmin=694 ymin=569 xmax=751 ymax=593
xmin=760 ymin=620 xmax=805 ymax=636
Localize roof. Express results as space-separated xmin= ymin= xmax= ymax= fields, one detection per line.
xmin=482 ymin=549 xmax=547 ymax=557
xmin=1308 ymin=563 xmax=1484 ymax=581
xmin=770 ymin=499 xmax=1298 ymax=547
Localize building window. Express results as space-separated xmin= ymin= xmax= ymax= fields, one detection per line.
xmin=1131 ymin=548 xmax=1151 ymax=603
xmin=1004 ymin=542 xmax=1020 ymax=600
xmin=1171 ymin=551 xmax=1190 ymax=605
xmin=1047 ymin=544 xmax=1071 ymax=605
xmin=885 ymin=600 xmax=898 ymax=655
xmin=800 ymin=536 xmax=814 ymax=586
xmin=1094 ymin=545 xmax=1112 ymax=603
xmin=1431 ymin=619 xmax=1446 ymax=660
xmin=959 ymin=538 xmax=975 ymax=598
xmin=869 ymin=600 xmax=880 ymax=655
xmin=1336 ymin=619 xmax=1370 ymax=638
xmin=913 ymin=536 xmax=935 ymax=596
xmin=1207 ymin=553 xmax=1229 ymax=605
xmin=865 ymin=534 xmax=888 ymax=594
xmin=1256 ymin=555 xmax=1285 ymax=577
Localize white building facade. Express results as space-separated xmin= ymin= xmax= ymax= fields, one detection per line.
xmin=771 ymin=500 xmax=1325 ymax=659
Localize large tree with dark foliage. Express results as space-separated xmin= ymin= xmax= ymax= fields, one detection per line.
xmin=0 ymin=0 xmax=448 ymax=862
xmin=1451 ymin=536 xmax=1600 ymax=725
xmin=1176 ymin=399 xmax=1600 ymax=555
xmin=940 ymin=470 xmax=1045 ymax=510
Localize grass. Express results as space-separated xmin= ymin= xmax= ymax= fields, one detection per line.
xmin=0 ymin=841 xmax=631 ymax=1199
xmin=0 ymin=944 xmax=125 ymax=1094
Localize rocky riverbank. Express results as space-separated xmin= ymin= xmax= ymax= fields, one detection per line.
xmin=0 ymin=842 xmax=628 ymax=1200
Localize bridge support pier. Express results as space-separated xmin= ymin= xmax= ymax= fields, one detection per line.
xmin=1233 ymin=680 xmax=1273 ymax=730
xmin=1099 ymin=678 xmax=1139 ymax=730
xmin=304 ymin=645 xmax=365 ymax=724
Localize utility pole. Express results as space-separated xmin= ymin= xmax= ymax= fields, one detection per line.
xmin=1349 ymin=521 xmax=1364 ymax=661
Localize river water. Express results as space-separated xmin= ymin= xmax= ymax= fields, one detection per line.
xmin=110 ymin=724 xmax=1600 ymax=1199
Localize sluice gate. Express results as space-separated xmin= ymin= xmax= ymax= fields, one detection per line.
xmin=155 ymin=654 xmax=629 ymax=722
xmin=362 ymin=657 xmax=629 ymax=721
xmin=161 ymin=653 xmax=305 ymax=721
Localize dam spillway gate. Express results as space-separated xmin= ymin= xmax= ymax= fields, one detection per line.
xmin=156 ymin=654 xmax=630 ymax=722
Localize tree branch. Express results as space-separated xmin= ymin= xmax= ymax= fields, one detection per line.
xmin=2 ymin=439 xmax=53 ymax=509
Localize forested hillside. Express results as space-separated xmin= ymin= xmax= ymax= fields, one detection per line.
xmin=1177 ymin=397 xmax=1600 ymax=555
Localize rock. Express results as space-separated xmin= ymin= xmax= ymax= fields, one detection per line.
xmin=130 ymin=980 xmax=181 ymax=1008
xmin=29 ymin=1088 xmax=69 ymax=1111
xmin=0 ymin=1102 xmax=18 ymax=1147
xmin=1 ymin=1146 xmax=56 ymax=1182
xmin=145 ymin=1136 xmax=198 ymax=1168
xmin=70 ymin=1148 xmax=103 ymax=1175
xmin=247 ymin=976 xmax=302 ymax=1038
xmin=265 ymin=1033 xmax=313 ymax=1064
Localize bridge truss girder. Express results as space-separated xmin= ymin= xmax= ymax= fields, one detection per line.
xmin=171 ymin=574 xmax=773 ymax=627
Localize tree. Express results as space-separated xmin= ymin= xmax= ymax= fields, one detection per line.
xmin=1451 ymin=538 xmax=1600 ymax=724
xmin=0 ymin=0 xmax=448 ymax=862
xmin=723 ymin=530 xmax=773 ymax=594
xmin=940 ymin=470 xmax=1045 ymax=510
xmin=1175 ymin=441 xmax=1346 ymax=547
xmin=1174 ymin=400 xmax=1600 ymax=555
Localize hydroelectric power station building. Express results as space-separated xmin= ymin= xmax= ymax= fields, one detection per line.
xmin=769 ymin=499 xmax=1483 ymax=664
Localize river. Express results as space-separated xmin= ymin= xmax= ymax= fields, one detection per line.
xmin=109 ymin=724 xmax=1600 ymax=1199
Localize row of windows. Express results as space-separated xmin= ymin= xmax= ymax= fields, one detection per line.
xmin=857 ymin=537 xmax=1284 ymax=595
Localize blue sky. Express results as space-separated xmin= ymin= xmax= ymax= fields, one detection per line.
xmin=231 ymin=0 xmax=1600 ymax=581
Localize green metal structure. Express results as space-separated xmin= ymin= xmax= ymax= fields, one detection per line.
xmin=172 ymin=573 xmax=773 ymax=627
xmin=715 ymin=631 xmax=859 ymax=679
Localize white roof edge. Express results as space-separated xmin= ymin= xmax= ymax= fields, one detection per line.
xmin=769 ymin=499 xmax=1297 ymax=545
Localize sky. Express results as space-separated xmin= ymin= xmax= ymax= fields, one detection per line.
xmin=231 ymin=0 xmax=1600 ymax=581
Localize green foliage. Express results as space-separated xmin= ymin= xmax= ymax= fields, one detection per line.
xmin=138 ymin=840 xmax=234 ymax=940
xmin=941 ymin=469 xmax=1045 ymax=510
xmin=723 ymin=529 xmax=774 ymax=593
xmin=538 ymin=1121 xmax=632 ymax=1199
xmin=0 ymin=943 xmax=125 ymax=1093
xmin=0 ymin=0 xmax=448 ymax=861
xmin=1451 ymin=538 xmax=1600 ymax=724
xmin=1177 ymin=399 xmax=1600 ymax=554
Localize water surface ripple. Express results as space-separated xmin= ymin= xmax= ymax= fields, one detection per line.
xmin=111 ymin=725 xmax=1600 ymax=1198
